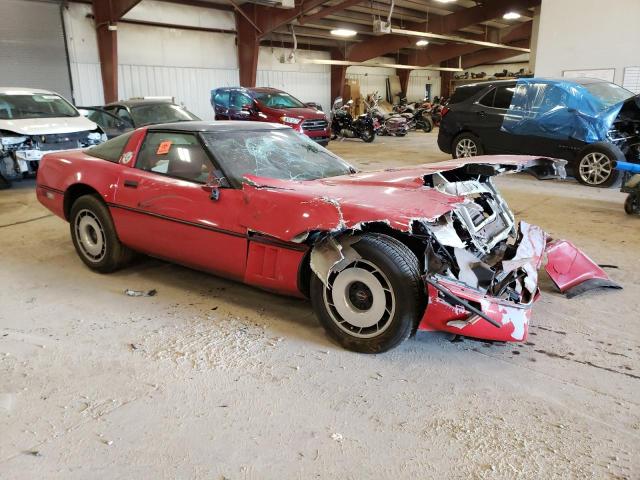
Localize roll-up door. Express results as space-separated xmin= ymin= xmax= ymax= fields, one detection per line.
xmin=0 ymin=0 xmax=73 ymax=100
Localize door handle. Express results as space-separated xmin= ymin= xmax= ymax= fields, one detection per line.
xmin=124 ymin=180 xmax=138 ymax=188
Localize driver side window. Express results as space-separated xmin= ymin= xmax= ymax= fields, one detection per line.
xmin=135 ymin=132 xmax=213 ymax=183
xmin=230 ymin=92 xmax=252 ymax=109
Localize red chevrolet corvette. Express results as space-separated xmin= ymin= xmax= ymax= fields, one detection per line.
xmin=36 ymin=121 xmax=620 ymax=352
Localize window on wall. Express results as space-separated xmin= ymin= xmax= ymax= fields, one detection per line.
xmin=135 ymin=132 xmax=213 ymax=183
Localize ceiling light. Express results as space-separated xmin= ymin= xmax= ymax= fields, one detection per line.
xmin=331 ymin=28 xmax=357 ymax=37
xmin=435 ymin=0 xmax=456 ymax=3
xmin=503 ymin=11 xmax=521 ymax=20
xmin=416 ymin=39 xmax=429 ymax=46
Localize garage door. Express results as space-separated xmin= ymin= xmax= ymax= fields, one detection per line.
xmin=0 ymin=0 xmax=73 ymax=100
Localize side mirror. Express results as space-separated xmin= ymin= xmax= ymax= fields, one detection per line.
xmin=201 ymin=180 xmax=220 ymax=201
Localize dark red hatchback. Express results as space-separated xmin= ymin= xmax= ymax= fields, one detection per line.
xmin=211 ymin=87 xmax=330 ymax=146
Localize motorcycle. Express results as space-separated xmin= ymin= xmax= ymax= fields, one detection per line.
xmin=394 ymin=101 xmax=434 ymax=133
xmin=330 ymin=97 xmax=375 ymax=143
xmin=365 ymin=93 xmax=409 ymax=137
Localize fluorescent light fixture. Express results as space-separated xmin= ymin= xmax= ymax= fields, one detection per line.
xmin=435 ymin=0 xmax=456 ymax=3
xmin=331 ymin=28 xmax=357 ymax=37
xmin=503 ymin=11 xmax=521 ymax=20
xmin=416 ymin=39 xmax=429 ymax=46
xmin=302 ymin=58 xmax=463 ymax=72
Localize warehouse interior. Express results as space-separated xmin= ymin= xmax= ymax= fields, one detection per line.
xmin=1 ymin=0 xmax=639 ymax=478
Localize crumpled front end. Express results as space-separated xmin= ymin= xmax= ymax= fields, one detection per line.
xmin=414 ymin=165 xmax=620 ymax=342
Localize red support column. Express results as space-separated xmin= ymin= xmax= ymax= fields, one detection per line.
xmin=330 ymin=49 xmax=347 ymax=102
xmin=236 ymin=4 xmax=259 ymax=87
xmin=96 ymin=24 xmax=118 ymax=103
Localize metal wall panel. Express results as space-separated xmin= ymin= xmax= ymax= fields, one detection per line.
xmin=256 ymin=70 xmax=331 ymax=114
xmin=0 ymin=0 xmax=72 ymax=99
xmin=118 ymin=65 xmax=239 ymax=120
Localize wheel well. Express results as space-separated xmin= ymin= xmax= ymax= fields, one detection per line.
xmin=299 ymin=223 xmax=428 ymax=296
xmin=63 ymin=184 xmax=101 ymax=220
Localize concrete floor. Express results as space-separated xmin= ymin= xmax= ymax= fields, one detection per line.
xmin=1 ymin=132 xmax=639 ymax=479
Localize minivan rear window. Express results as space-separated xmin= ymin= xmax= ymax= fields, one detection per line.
xmin=449 ymin=85 xmax=487 ymax=104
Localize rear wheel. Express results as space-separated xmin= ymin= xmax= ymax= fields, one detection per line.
xmin=0 ymin=174 xmax=10 ymax=190
xmin=69 ymin=194 xmax=133 ymax=273
xmin=421 ymin=119 xmax=433 ymax=133
xmin=574 ymin=143 xmax=622 ymax=187
xmin=452 ymin=132 xmax=484 ymax=159
xmin=310 ymin=233 xmax=423 ymax=353
xmin=360 ymin=126 xmax=375 ymax=143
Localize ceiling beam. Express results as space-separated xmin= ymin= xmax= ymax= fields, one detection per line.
xmin=299 ymin=0 xmax=365 ymax=25
xmin=409 ymin=20 xmax=532 ymax=68
xmin=346 ymin=0 xmax=540 ymax=63
xmin=237 ymin=0 xmax=330 ymax=38
xmin=461 ymin=39 xmax=531 ymax=69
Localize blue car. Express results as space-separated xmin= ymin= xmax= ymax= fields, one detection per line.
xmin=438 ymin=77 xmax=640 ymax=187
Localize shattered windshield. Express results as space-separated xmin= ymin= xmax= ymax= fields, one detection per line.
xmin=130 ymin=104 xmax=199 ymax=126
xmin=254 ymin=92 xmax=305 ymax=109
xmin=201 ymin=129 xmax=354 ymax=185
xmin=0 ymin=93 xmax=79 ymax=119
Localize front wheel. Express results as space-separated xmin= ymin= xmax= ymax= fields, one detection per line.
xmin=421 ymin=120 xmax=433 ymax=133
xmin=310 ymin=233 xmax=423 ymax=353
xmin=69 ymin=194 xmax=133 ymax=273
xmin=625 ymin=192 xmax=640 ymax=215
xmin=360 ymin=126 xmax=375 ymax=143
xmin=452 ymin=132 xmax=484 ymax=159
xmin=574 ymin=143 xmax=622 ymax=187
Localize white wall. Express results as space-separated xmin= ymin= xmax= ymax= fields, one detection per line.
xmin=534 ymin=0 xmax=640 ymax=84
xmin=116 ymin=23 xmax=238 ymax=119
xmin=63 ymin=2 xmax=333 ymax=119
xmin=407 ymin=70 xmax=441 ymax=101
xmin=257 ymin=47 xmax=331 ymax=112
xmin=64 ymin=2 xmax=104 ymax=106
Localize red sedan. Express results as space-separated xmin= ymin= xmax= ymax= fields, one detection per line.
xmin=36 ymin=121 xmax=620 ymax=352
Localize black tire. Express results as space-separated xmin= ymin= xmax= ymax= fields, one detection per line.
xmin=360 ymin=127 xmax=375 ymax=143
xmin=625 ymin=192 xmax=640 ymax=215
xmin=452 ymin=132 xmax=484 ymax=159
xmin=0 ymin=174 xmax=11 ymax=190
xmin=395 ymin=132 xmax=407 ymax=137
xmin=573 ymin=142 xmax=623 ymax=187
xmin=69 ymin=194 xmax=133 ymax=273
xmin=310 ymin=233 xmax=423 ymax=353
xmin=421 ymin=120 xmax=433 ymax=133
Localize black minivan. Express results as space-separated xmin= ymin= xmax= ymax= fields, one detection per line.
xmin=437 ymin=78 xmax=639 ymax=187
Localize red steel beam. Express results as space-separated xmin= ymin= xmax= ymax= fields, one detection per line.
xmin=347 ymin=0 xmax=540 ymax=63
xmin=93 ymin=0 xmax=141 ymax=103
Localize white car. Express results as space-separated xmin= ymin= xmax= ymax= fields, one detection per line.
xmin=0 ymin=87 xmax=106 ymax=188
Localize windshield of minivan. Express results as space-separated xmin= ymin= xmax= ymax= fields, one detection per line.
xmin=201 ymin=129 xmax=353 ymax=185
xmin=254 ymin=92 xmax=305 ymax=109
xmin=0 ymin=93 xmax=79 ymax=119
xmin=130 ymin=104 xmax=199 ymax=126
xmin=584 ymin=82 xmax=634 ymax=108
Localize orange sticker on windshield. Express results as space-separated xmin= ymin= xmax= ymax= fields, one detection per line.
xmin=156 ymin=140 xmax=172 ymax=155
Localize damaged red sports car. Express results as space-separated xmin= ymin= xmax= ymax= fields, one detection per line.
xmin=35 ymin=122 xmax=621 ymax=353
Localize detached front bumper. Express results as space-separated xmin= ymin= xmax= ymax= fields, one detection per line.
xmin=418 ymin=223 xmax=621 ymax=342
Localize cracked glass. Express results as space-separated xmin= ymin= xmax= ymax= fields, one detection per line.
xmin=201 ymin=129 xmax=353 ymax=186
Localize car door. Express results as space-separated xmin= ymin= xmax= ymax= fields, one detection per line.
xmin=80 ymin=107 xmax=133 ymax=138
xmin=228 ymin=90 xmax=255 ymax=120
xmin=113 ymin=130 xmax=247 ymax=280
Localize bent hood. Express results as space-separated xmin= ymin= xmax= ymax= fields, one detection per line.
xmin=240 ymin=155 xmax=564 ymax=242
xmin=0 ymin=115 xmax=98 ymax=135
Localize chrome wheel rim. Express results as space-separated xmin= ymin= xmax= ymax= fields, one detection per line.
xmin=322 ymin=260 xmax=395 ymax=339
xmin=579 ymin=152 xmax=612 ymax=185
xmin=75 ymin=209 xmax=106 ymax=262
xmin=455 ymin=138 xmax=478 ymax=157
